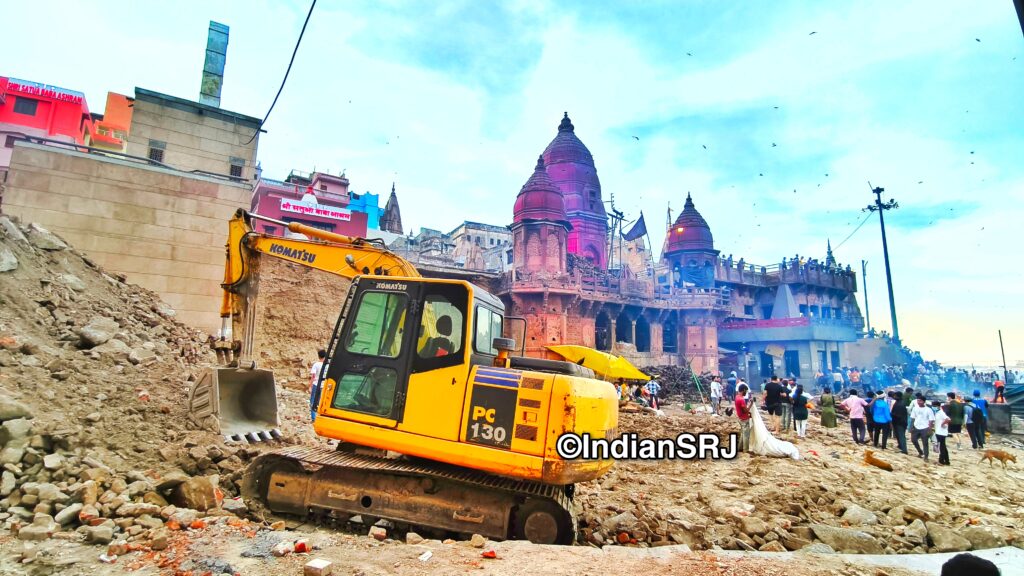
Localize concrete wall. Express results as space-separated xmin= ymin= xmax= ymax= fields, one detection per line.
xmin=125 ymin=94 xmax=258 ymax=181
xmin=1 ymin=141 xmax=252 ymax=332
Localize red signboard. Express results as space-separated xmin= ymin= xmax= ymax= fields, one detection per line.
xmin=6 ymin=78 xmax=84 ymax=105
xmin=280 ymin=198 xmax=352 ymax=221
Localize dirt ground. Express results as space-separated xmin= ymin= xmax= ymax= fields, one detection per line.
xmin=1 ymin=215 xmax=1022 ymax=575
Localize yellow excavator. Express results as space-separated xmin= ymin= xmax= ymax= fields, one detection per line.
xmin=188 ymin=209 xmax=618 ymax=544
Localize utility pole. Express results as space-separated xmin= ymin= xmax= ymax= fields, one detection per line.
xmin=864 ymin=184 xmax=900 ymax=344
xmin=861 ymin=259 xmax=871 ymax=335
xmin=999 ymin=330 xmax=1009 ymax=383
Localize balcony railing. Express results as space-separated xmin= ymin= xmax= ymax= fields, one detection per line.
xmin=713 ymin=258 xmax=857 ymax=291
xmin=721 ymin=316 xmax=860 ymax=330
xmin=501 ymin=270 xmax=730 ymax=309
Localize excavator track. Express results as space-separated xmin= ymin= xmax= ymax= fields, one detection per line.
xmin=241 ymin=445 xmax=576 ymax=545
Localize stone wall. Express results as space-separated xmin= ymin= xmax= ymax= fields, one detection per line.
xmin=125 ymin=91 xmax=259 ymax=181
xmin=1 ymin=142 xmax=252 ymax=332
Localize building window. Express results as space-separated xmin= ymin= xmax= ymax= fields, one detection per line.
xmin=798 ymin=304 xmax=808 ymax=316
xmin=13 ymin=97 xmax=38 ymax=116
xmin=489 ymin=238 xmax=494 ymax=245
xmin=834 ymin=308 xmax=842 ymax=319
xmin=4 ymin=135 xmax=18 ymax=149
xmin=743 ymin=305 xmax=754 ymax=316
xmin=229 ymin=156 xmax=245 ymax=179
xmin=148 ymin=139 xmax=166 ymax=163
xmin=319 ymin=184 xmax=327 ymax=191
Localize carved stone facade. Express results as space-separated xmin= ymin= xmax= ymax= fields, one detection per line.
xmin=495 ymin=114 xmax=865 ymax=383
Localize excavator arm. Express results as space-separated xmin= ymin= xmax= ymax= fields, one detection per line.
xmin=193 ymin=209 xmax=421 ymax=441
xmin=216 ymin=209 xmax=419 ymax=354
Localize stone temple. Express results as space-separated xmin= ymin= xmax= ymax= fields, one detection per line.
xmin=493 ymin=113 xmax=865 ymax=387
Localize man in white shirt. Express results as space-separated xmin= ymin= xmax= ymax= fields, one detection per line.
xmin=309 ymin=349 xmax=327 ymax=422
xmin=933 ymin=400 xmax=951 ymax=465
xmin=909 ymin=396 xmax=935 ymax=460
xmin=710 ymin=377 xmax=723 ymax=415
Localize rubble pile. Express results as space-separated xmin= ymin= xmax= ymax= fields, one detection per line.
xmin=573 ymin=408 xmax=1024 ymax=554
xmin=642 ymin=365 xmax=712 ymax=404
xmin=0 ymin=215 xmax=261 ymax=550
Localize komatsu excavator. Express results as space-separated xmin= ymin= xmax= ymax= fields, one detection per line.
xmin=188 ymin=209 xmax=618 ymax=544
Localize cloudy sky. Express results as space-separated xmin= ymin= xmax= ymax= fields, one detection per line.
xmin=6 ymin=1 xmax=1023 ymax=366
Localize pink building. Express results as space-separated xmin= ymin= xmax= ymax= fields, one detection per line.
xmin=250 ymin=170 xmax=368 ymax=237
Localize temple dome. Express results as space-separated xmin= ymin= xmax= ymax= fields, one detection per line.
xmin=541 ymin=113 xmax=606 ymax=217
xmin=666 ymin=193 xmax=715 ymax=253
xmin=513 ymin=155 xmax=569 ymax=224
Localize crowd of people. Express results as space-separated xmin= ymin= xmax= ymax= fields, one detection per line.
xmin=719 ymin=369 xmax=999 ymax=465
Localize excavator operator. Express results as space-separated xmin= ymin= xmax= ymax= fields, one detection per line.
xmin=419 ymin=314 xmax=454 ymax=358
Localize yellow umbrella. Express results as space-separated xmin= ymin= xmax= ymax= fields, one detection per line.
xmin=546 ymin=345 xmax=650 ymax=381
xmin=546 ymin=344 xmax=618 ymax=375
xmin=607 ymin=356 xmax=651 ymax=381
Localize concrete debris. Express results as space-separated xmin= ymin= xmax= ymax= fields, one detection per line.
xmin=839 ymin=504 xmax=878 ymax=526
xmin=926 ymin=522 xmax=972 ymax=552
xmin=170 ymin=476 xmax=222 ymax=511
xmin=0 ymin=395 xmax=33 ymax=421
xmin=305 ymin=558 xmax=333 ymax=576
xmin=809 ymin=525 xmax=884 ymax=554
xmin=25 ymin=224 xmax=67 ymax=251
xmin=0 ymin=246 xmax=17 ymax=272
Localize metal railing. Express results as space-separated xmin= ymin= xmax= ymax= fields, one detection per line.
xmin=501 ymin=270 xmax=731 ymax=308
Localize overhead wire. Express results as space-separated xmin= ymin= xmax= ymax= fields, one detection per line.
xmin=243 ymin=0 xmax=317 ymax=145
xmin=832 ymin=211 xmax=873 ymax=252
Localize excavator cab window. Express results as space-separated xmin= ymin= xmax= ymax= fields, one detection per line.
xmin=413 ymin=284 xmax=467 ymax=373
xmin=329 ymin=290 xmax=409 ymax=418
xmin=473 ymin=306 xmax=504 ymax=355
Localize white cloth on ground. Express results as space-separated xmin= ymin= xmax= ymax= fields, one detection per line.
xmin=748 ymin=404 xmax=801 ymax=459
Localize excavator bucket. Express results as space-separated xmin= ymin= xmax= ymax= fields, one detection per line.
xmin=188 ymin=368 xmax=282 ymax=442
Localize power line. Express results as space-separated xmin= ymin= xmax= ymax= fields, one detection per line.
xmin=832 ymin=211 xmax=872 ymax=251
xmin=243 ymin=0 xmax=317 ymax=145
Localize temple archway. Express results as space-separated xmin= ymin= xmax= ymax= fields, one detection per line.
xmin=615 ymin=311 xmax=632 ymax=344
xmin=663 ymin=313 xmax=678 ymax=354
xmin=635 ymin=315 xmax=651 ymax=353
xmin=595 ymin=312 xmax=611 ymax=351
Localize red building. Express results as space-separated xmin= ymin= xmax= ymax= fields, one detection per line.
xmin=0 ymin=76 xmax=92 ymax=170
xmin=250 ymin=171 xmax=368 ymax=237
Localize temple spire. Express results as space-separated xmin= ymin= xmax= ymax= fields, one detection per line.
xmin=380 ymin=183 xmax=404 ymax=235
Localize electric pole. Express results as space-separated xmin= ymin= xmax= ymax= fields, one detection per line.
xmin=999 ymin=330 xmax=1009 ymax=384
xmin=861 ymin=260 xmax=871 ymax=335
xmin=864 ymin=184 xmax=900 ymax=344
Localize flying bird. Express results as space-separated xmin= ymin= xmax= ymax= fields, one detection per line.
xmin=771 ymin=143 xmax=777 ymax=147
xmin=809 ymin=31 xmax=817 ymax=35
xmin=686 ymin=52 xmax=693 ymax=56
xmin=918 ymin=181 xmax=923 ymax=184
xmin=759 ymin=173 xmax=764 ymax=176
xmin=702 ymin=144 xmax=707 ymax=149
xmin=633 ymin=135 xmax=639 ymax=140
xmin=975 ymin=38 xmax=981 ymax=42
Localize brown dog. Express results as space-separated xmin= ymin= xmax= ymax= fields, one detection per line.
xmin=979 ymin=450 xmax=1018 ymax=469
xmin=864 ymin=449 xmax=893 ymax=471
